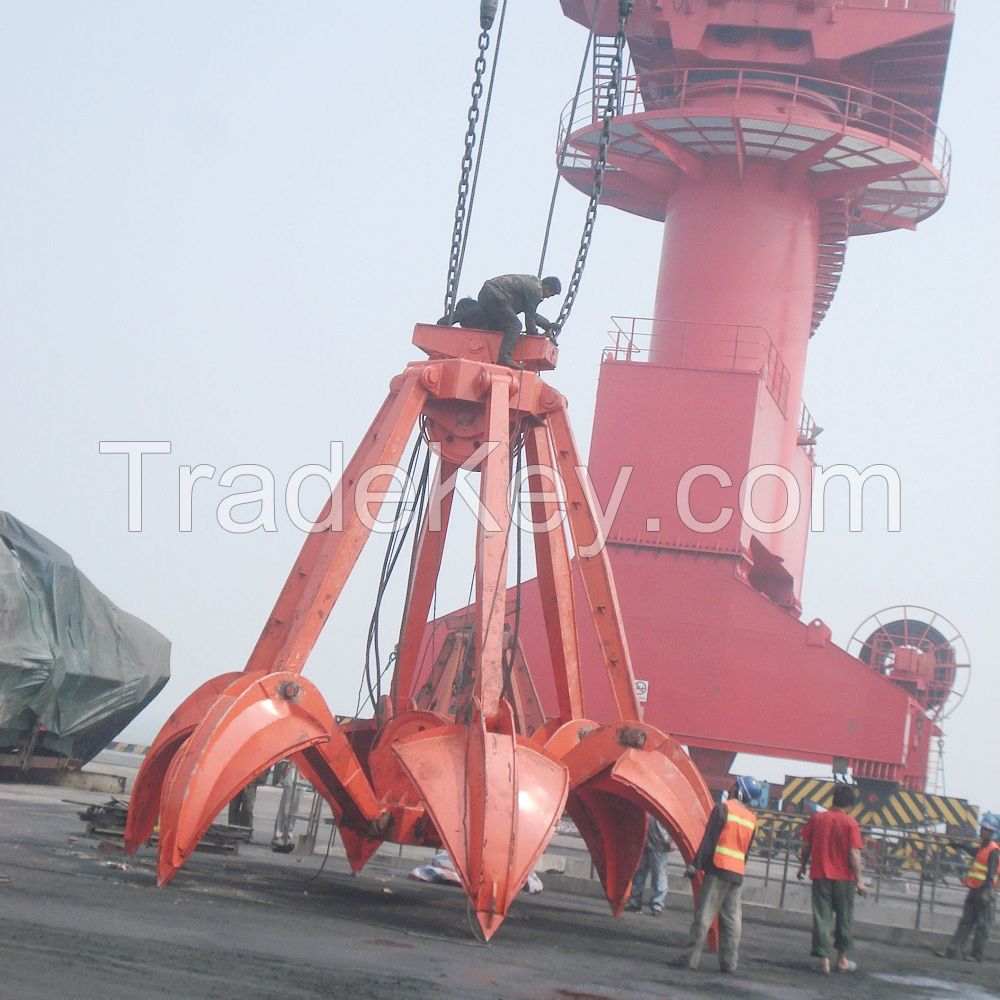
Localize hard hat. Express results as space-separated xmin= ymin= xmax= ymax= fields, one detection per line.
xmin=735 ymin=775 xmax=762 ymax=803
xmin=541 ymin=276 xmax=562 ymax=294
xmin=981 ymin=817 xmax=999 ymax=833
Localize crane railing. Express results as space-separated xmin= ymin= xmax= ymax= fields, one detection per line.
xmin=559 ymin=66 xmax=951 ymax=182
xmin=725 ymin=0 xmax=955 ymax=10
xmin=749 ymin=0 xmax=955 ymax=11
xmin=798 ymin=402 xmax=821 ymax=457
xmin=606 ymin=316 xmax=791 ymax=416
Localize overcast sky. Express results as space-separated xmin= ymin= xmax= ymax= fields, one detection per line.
xmin=2 ymin=2 xmax=996 ymax=810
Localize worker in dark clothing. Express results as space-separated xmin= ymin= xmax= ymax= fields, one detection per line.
xmin=227 ymin=771 xmax=269 ymax=836
xmin=436 ymin=296 xmax=496 ymax=330
xmin=228 ymin=782 xmax=257 ymax=832
xmin=940 ymin=818 xmax=999 ymax=962
xmin=671 ymin=775 xmax=760 ymax=974
xmin=625 ymin=816 xmax=672 ymax=915
xmin=477 ymin=274 xmax=562 ymax=367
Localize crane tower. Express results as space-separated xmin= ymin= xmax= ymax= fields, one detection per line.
xmin=514 ymin=0 xmax=956 ymax=791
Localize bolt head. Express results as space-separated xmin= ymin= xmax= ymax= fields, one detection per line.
xmin=279 ymin=680 xmax=301 ymax=701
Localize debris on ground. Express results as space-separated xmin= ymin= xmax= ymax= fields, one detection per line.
xmin=410 ymin=851 xmax=543 ymax=895
xmin=75 ymin=798 xmax=247 ymax=854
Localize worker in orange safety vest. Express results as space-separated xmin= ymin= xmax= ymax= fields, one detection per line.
xmin=940 ymin=818 xmax=999 ymax=962
xmin=670 ymin=775 xmax=760 ymax=974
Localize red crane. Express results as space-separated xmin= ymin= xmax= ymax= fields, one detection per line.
xmin=123 ymin=0 xmax=961 ymax=944
xmin=482 ymin=0 xmax=958 ymax=794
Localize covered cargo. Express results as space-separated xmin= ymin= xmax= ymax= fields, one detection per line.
xmin=0 ymin=511 xmax=169 ymax=764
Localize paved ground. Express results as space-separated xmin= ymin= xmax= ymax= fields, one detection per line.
xmin=1 ymin=778 xmax=997 ymax=1000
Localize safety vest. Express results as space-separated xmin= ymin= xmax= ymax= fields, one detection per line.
xmin=712 ymin=801 xmax=757 ymax=876
xmin=963 ymin=841 xmax=1000 ymax=890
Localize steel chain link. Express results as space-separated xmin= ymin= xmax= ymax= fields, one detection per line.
xmin=552 ymin=1 xmax=633 ymax=338
xmin=443 ymin=29 xmax=491 ymax=322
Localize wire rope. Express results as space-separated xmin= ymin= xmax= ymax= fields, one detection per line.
xmin=550 ymin=1 xmax=633 ymax=337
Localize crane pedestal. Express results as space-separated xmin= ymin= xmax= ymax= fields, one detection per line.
xmin=513 ymin=0 xmax=958 ymax=791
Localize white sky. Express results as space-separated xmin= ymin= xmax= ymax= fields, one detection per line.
xmin=2 ymin=3 xmax=997 ymax=810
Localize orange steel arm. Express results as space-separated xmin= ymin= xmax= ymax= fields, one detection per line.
xmin=524 ymin=421 xmax=584 ymax=721
xmin=473 ymin=374 xmax=513 ymax=725
xmin=244 ymin=372 xmax=428 ymax=676
xmin=390 ymin=459 xmax=458 ymax=710
xmin=547 ymin=403 xmax=641 ymax=721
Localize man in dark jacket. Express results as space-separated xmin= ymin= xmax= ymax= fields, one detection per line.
xmin=625 ymin=816 xmax=672 ymax=915
xmin=941 ymin=818 xmax=999 ymax=962
xmin=436 ymin=296 xmax=494 ymax=330
xmin=477 ymin=274 xmax=561 ymax=367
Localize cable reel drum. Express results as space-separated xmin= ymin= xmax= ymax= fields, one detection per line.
xmin=849 ymin=605 xmax=970 ymax=721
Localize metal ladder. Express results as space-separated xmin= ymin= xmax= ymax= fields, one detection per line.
xmin=811 ymin=198 xmax=850 ymax=335
xmin=592 ymin=37 xmax=631 ymax=121
xmin=271 ymin=764 xmax=325 ymax=854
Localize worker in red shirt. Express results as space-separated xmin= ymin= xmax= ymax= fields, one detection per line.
xmin=670 ymin=775 xmax=760 ymax=974
xmin=797 ymin=783 xmax=868 ymax=974
xmin=940 ymin=817 xmax=999 ymax=962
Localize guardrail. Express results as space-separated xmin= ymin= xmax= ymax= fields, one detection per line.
xmin=751 ymin=813 xmax=973 ymax=931
xmin=557 ymin=809 xmax=975 ymax=933
xmin=606 ymin=316 xmax=792 ymax=415
xmin=560 ymin=65 xmax=951 ymax=182
xmin=734 ymin=0 xmax=955 ymax=11
xmin=798 ymin=402 xmax=821 ymax=457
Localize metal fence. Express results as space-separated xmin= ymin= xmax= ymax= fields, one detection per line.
xmin=755 ymin=0 xmax=955 ymax=11
xmin=551 ymin=811 xmax=978 ymax=933
xmin=605 ymin=316 xmax=792 ymax=416
xmin=724 ymin=0 xmax=955 ymax=11
xmin=559 ymin=65 xmax=951 ymax=183
xmin=741 ymin=815 xmax=976 ymax=931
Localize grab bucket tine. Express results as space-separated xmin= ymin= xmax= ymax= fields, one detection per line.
xmin=609 ymin=747 xmax=710 ymax=862
xmin=394 ymin=710 xmax=568 ymax=940
xmin=565 ymin=786 xmax=647 ymax=914
xmin=123 ymin=671 xmax=242 ymax=854
xmin=155 ymin=672 xmax=379 ymax=885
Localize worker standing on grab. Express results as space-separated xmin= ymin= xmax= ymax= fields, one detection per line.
xmin=476 ymin=273 xmax=561 ymax=367
xmin=939 ymin=817 xmax=999 ymax=962
xmin=797 ymin=783 xmax=867 ymax=974
xmin=671 ymin=775 xmax=759 ymax=974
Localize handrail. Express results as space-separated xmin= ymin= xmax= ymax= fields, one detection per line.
xmin=559 ymin=65 xmax=951 ymax=183
xmin=605 ymin=316 xmax=791 ymax=415
xmin=798 ymin=402 xmax=821 ymax=457
xmin=751 ymin=0 xmax=955 ymax=10
xmin=729 ymin=0 xmax=954 ymax=10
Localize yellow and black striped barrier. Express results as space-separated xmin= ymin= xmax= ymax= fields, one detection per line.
xmin=779 ymin=776 xmax=978 ymax=833
xmin=107 ymin=741 xmax=150 ymax=755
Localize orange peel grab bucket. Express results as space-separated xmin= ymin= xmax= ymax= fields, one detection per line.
xmin=124 ymin=326 xmax=712 ymax=939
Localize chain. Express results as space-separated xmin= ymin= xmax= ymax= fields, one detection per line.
xmin=443 ymin=29 xmax=491 ymax=322
xmin=538 ymin=1 xmax=600 ymax=279
xmin=551 ymin=0 xmax=633 ymax=338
